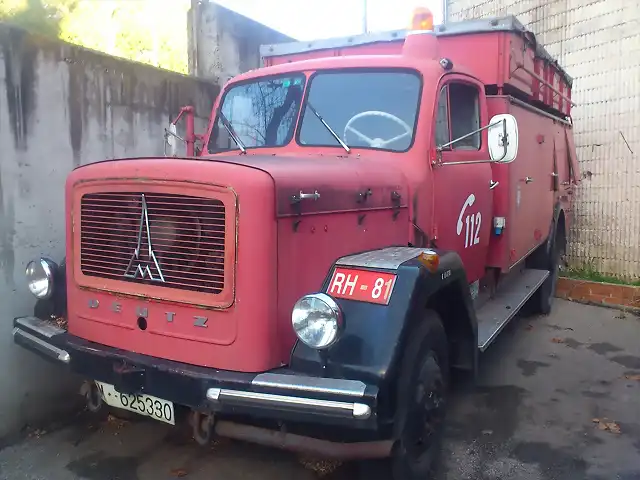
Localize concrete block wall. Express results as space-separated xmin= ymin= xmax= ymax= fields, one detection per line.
xmin=446 ymin=0 xmax=640 ymax=278
xmin=0 ymin=25 xmax=219 ymax=437
xmin=189 ymin=1 xmax=292 ymax=84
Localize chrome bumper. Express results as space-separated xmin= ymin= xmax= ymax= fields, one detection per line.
xmin=13 ymin=317 xmax=70 ymax=364
xmin=206 ymin=373 xmax=372 ymax=419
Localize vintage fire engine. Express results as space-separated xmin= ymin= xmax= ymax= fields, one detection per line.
xmin=14 ymin=10 xmax=579 ymax=478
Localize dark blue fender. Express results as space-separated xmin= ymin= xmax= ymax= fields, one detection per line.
xmin=290 ymin=247 xmax=478 ymax=423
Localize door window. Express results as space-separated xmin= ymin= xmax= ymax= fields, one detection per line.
xmin=435 ymin=82 xmax=481 ymax=150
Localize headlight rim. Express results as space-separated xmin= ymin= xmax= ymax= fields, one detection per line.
xmin=292 ymin=292 xmax=344 ymax=350
xmin=26 ymin=257 xmax=56 ymax=300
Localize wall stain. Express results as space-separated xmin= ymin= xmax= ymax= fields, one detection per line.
xmin=1 ymin=28 xmax=38 ymax=151
xmin=67 ymin=53 xmax=87 ymax=166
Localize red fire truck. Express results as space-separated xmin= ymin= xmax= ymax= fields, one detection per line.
xmin=14 ymin=11 xmax=579 ymax=478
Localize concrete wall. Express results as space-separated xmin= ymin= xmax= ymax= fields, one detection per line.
xmin=0 ymin=24 xmax=219 ymax=437
xmin=189 ymin=1 xmax=292 ymax=84
xmin=445 ymin=0 xmax=640 ymax=279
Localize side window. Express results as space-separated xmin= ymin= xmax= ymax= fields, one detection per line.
xmin=435 ymin=82 xmax=481 ymax=151
xmin=449 ymin=83 xmax=480 ymax=149
xmin=435 ymin=86 xmax=450 ymax=147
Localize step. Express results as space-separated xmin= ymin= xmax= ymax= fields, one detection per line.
xmin=476 ymin=268 xmax=549 ymax=351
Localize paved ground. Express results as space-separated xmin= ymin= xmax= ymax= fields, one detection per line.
xmin=1 ymin=299 xmax=639 ymax=480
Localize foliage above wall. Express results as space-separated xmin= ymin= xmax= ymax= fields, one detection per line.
xmin=0 ymin=0 xmax=190 ymax=73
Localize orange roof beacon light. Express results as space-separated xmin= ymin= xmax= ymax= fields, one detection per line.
xmin=411 ymin=6 xmax=434 ymax=31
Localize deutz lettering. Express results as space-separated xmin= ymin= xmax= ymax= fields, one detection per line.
xmin=86 ymin=299 xmax=208 ymax=327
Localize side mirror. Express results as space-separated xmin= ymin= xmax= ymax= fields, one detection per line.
xmin=488 ymin=114 xmax=518 ymax=163
xmin=164 ymin=123 xmax=181 ymax=157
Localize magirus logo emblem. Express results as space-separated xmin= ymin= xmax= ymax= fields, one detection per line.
xmin=124 ymin=194 xmax=165 ymax=282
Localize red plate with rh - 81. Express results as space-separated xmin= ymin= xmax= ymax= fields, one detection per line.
xmin=327 ymin=267 xmax=397 ymax=305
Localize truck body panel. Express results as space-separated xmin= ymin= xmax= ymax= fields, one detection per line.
xmin=261 ymin=16 xmax=573 ymax=117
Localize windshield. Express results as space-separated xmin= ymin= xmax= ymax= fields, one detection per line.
xmin=299 ymin=70 xmax=421 ymax=152
xmin=208 ymin=74 xmax=305 ymax=152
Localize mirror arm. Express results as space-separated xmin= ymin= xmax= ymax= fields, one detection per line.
xmin=435 ymin=119 xmax=509 ymax=167
xmin=437 ymin=119 xmax=504 ymax=151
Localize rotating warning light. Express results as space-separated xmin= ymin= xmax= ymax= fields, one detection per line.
xmin=411 ymin=6 xmax=434 ymax=31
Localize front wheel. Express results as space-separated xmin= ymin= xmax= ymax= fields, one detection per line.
xmin=391 ymin=311 xmax=449 ymax=479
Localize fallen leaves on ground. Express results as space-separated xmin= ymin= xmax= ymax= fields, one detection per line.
xmin=551 ymin=337 xmax=565 ymax=344
xmin=105 ymin=414 xmax=129 ymax=430
xmin=592 ymin=418 xmax=621 ymax=434
xmin=170 ymin=468 xmax=188 ymax=477
xmin=50 ymin=315 xmax=68 ymax=330
xmin=298 ymin=457 xmax=341 ymax=477
xmin=28 ymin=428 xmax=47 ymax=439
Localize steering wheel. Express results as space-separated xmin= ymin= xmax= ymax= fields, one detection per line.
xmin=344 ymin=111 xmax=413 ymax=149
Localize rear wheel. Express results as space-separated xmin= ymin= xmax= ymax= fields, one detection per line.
xmin=526 ymin=230 xmax=562 ymax=315
xmin=391 ymin=310 xmax=449 ymax=480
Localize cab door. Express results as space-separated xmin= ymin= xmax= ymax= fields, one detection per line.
xmin=430 ymin=76 xmax=493 ymax=283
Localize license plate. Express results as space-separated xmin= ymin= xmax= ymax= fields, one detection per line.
xmin=327 ymin=267 xmax=397 ymax=305
xmin=95 ymin=381 xmax=175 ymax=425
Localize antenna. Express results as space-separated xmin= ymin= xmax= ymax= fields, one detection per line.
xmin=363 ymin=0 xmax=368 ymax=33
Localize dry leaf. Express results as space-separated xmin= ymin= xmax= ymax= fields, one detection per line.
xmin=606 ymin=422 xmax=621 ymax=434
xmin=170 ymin=468 xmax=188 ymax=478
xmin=298 ymin=457 xmax=341 ymax=476
xmin=525 ymin=324 xmax=534 ymax=331
xmin=551 ymin=337 xmax=565 ymax=344
xmin=593 ymin=418 xmax=621 ymax=434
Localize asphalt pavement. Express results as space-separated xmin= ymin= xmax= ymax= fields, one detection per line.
xmin=1 ymin=299 xmax=639 ymax=480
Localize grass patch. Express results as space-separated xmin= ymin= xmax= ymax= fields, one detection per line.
xmin=561 ymin=262 xmax=640 ymax=287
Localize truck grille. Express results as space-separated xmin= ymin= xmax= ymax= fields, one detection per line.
xmin=80 ymin=192 xmax=226 ymax=294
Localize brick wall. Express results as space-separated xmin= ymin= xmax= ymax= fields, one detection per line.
xmin=446 ymin=0 xmax=640 ymax=279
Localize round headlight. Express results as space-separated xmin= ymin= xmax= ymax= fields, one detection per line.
xmin=292 ymin=293 xmax=343 ymax=349
xmin=25 ymin=258 xmax=55 ymax=299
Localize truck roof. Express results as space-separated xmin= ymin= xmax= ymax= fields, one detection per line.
xmin=260 ymin=15 xmax=574 ymax=117
xmin=261 ymin=15 xmax=570 ymax=84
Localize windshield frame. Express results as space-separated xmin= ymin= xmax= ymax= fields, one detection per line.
xmin=206 ymin=72 xmax=307 ymax=154
xmin=295 ymin=67 xmax=424 ymax=154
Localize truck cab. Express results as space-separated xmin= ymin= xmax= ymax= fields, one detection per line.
xmin=13 ymin=12 xmax=579 ymax=479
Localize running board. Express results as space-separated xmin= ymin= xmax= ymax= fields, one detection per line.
xmin=476 ymin=269 xmax=549 ymax=351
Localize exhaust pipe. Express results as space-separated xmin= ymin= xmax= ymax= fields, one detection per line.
xmin=214 ymin=420 xmax=393 ymax=460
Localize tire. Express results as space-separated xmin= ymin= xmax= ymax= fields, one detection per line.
xmin=391 ymin=310 xmax=449 ymax=480
xmin=527 ymin=231 xmax=561 ymax=316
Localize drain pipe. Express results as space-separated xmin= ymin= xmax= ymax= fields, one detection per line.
xmin=443 ymin=0 xmax=448 ymax=23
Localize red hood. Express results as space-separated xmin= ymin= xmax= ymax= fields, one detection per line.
xmin=202 ymin=154 xmax=410 ymax=216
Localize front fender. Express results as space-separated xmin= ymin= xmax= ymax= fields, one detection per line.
xmin=290 ymin=247 xmax=476 ymax=402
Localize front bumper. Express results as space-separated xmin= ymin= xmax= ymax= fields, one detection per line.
xmin=13 ymin=317 xmax=379 ymax=429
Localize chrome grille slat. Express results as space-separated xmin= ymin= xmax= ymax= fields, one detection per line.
xmin=80 ymin=192 xmax=226 ymax=295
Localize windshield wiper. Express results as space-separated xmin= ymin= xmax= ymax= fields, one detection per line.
xmin=218 ymin=111 xmax=247 ymax=154
xmin=306 ymin=102 xmax=350 ymax=153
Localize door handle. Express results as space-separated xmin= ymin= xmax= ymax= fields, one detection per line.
xmin=525 ymin=176 xmax=534 ymax=184
xmin=291 ymin=190 xmax=320 ymax=204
